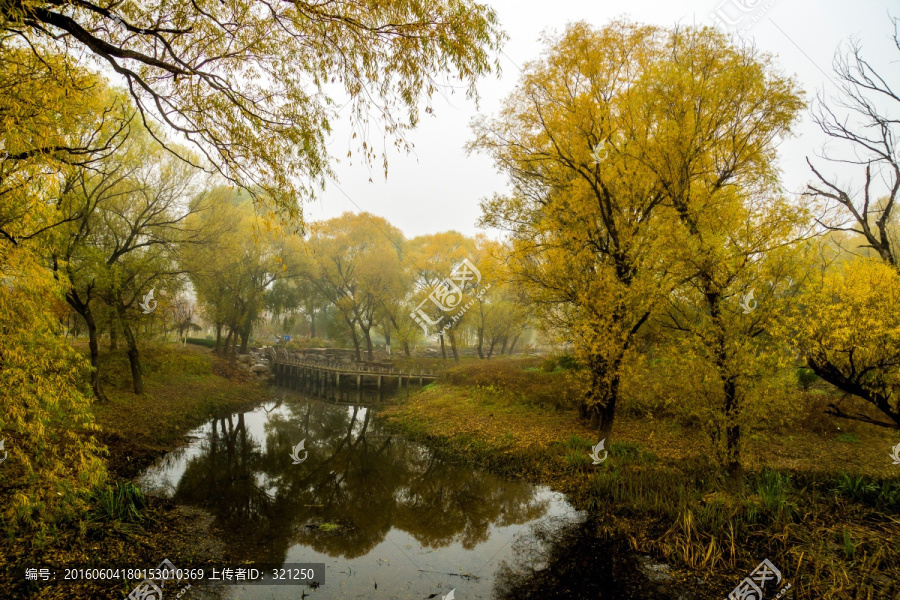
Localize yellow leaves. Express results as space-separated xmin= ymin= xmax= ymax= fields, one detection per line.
xmin=790 ymin=258 xmax=900 ymax=382
xmin=0 ymin=236 xmax=107 ymax=533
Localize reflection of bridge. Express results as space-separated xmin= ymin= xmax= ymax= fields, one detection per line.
xmin=267 ymin=347 xmax=437 ymax=392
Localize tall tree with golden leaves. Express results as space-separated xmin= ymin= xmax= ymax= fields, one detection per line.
xmin=621 ymin=25 xmax=805 ymax=474
xmin=471 ymin=21 xmax=674 ymax=436
xmin=472 ymin=22 xmax=806 ymax=462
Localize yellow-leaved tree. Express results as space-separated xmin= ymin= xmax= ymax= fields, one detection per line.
xmin=631 ymin=26 xmax=807 ymax=474
xmin=408 ymin=231 xmax=479 ymax=361
xmin=785 ymin=259 xmax=900 ymax=427
xmin=0 ymin=50 xmax=118 ymax=533
xmin=790 ymin=19 xmax=900 ymax=429
xmin=300 ymin=212 xmax=405 ymax=362
xmin=472 ymin=22 xmax=808 ymax=467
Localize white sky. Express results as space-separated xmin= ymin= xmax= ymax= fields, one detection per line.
xmin=304 ymin=0 xmax=900 ymax=238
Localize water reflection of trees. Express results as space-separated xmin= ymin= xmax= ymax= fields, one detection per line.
xmin=493 ymin=517 xmax=652 ymax=600
xmin=170 ymin=394 xmax=550 ymax=564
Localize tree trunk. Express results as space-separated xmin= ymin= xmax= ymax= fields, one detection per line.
xmin=487 ymin=338 xmax=496 ymax=359
xmin=708 ymin=290 xmax=742 ymax=477
xmin=580 ymin=352 xmax=623 ymax=440
xmin=447 ymin=329 xmax=460 ymax=362
xmin=239 ymin=326 xmax=250 ymax=354
xmin=403 ymin=341 xmax=411 ymax=357
xmin=309 ymin=309 xmax=316 ymax=339
xmin=65 ymin=292 xmax=107 ymax=402
xmin=223 ymin=327 xmax=234 ymax=361
xmin=807 ymin=355 xmax=900 ymax=428
xmin=581 ymin=355 xmax=602 ymax=430
xmin=507 ymin=334 xmax=520 ymax=355
xmin=722 ymin=374 xmax=741 ymax=478
xmin=215 ymin=323 xmax=223 ymax=355
xmin=362 ymin=325 xmax=374 ymax=361
xmin=117 ymin=305 xmax=144 ymax=395
xmin=109 ymin=317 xmax=118 ymax=350
xmin=440 ymin=333 xmax=447 ymax=360
xmin=500 ymin=337 xmax=508 ymax=355
xmin=476 ymin=328 xmax=485 ymax=359
xmin=384 ymin=323 xmax=391 ymax=356
xmin=344 ymin=315 xmax=362 ymax=362
xmin=84 ymin=308 xmax=107 ymax=402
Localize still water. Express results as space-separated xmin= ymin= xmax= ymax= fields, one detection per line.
xmin=138 ymin=387 xmax=584 ymax=599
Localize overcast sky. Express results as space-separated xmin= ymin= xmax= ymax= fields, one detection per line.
xmin=303 ymin=0 xmax=899 ymax=239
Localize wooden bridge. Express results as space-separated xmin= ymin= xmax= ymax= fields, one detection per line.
xmin=266 ymin=347 xmax=438 ymax=392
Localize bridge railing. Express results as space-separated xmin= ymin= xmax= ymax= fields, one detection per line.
xmin=268 ymin=349 xmax=435 ymax=377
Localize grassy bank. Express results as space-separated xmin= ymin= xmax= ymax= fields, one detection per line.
xmin=0 ymin=344 xmax=269 ymax=600
xmin=379 ymin=359 xmax=900 ymax=599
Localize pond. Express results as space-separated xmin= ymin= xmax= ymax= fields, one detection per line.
xmin=138 ymin=386 xmax=591 ymax=599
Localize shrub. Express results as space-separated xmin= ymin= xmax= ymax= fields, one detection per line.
xmin=186 ymin=337 xmax=216 ymax=348
xmin=442 ymin=359 xmax=585 ymax=410
xmin=542 ymin=354 xmax=580 ymax=372
xmin=285 ymin=337 xmax=334 ymax=350
xmin=797 ymin=367 xmax=819 ymax=390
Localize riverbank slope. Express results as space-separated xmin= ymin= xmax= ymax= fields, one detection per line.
xmin=379 ymin=358 xmax=900 ymax=599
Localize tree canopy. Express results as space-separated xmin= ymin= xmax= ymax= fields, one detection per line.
xmin=2 ymin=0 xmax=505 ymax=224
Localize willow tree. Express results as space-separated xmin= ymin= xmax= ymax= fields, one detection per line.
xmin=182 ymin=187 xmax=290 ymax=357
xmin=408 ymin=231 xmax=479 ymax=361
xmin=786 ymin=259 xmax=900 ymax=428
xmin=55 ymin=129 xmax=203 ymax=396
xmin=635 ymin=26 xmax=805 ymax=474
xmin=469 ymin=237 xmax=531 ymax=359
xmin=2 ymin=0 xmax=505 ymax=224
xmin=0 ymin=50 xmax=114 ymax=533
xmin=472 ymin=22 xmax=806 ymax=462
xmin=471 ymin=21 xmax=673 ymax=436
xmin=301 ymin=212 xmax=405 ymax=362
